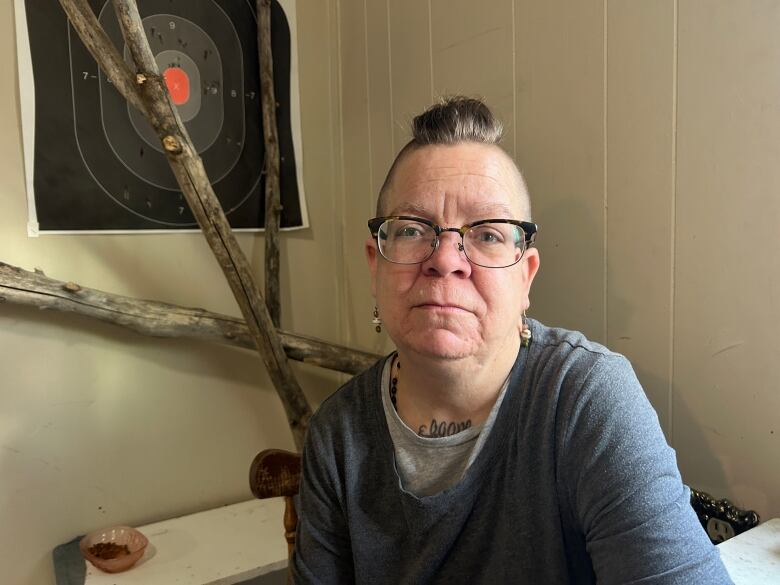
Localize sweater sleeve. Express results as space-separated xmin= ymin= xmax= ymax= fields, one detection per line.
xmin=291 ymin=411 xmax=355 ymax=584
xmin=559 ymin=353 xmax=734 ymax=585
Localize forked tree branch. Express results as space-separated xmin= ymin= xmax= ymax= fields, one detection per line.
xmin=58 ymin=0 xmax=146 ymax=113
xmin=55 ymin=0 xmax=313 ymax=448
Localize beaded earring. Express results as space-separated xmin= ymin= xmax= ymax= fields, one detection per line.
xmin=372 ymin=306 xmax=382 ymax=333
xmin=521 ymin=310 xmax=532 ymax=347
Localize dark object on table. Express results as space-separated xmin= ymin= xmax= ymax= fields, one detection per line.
xmin=690 ymin=487 xmax=760 ymax=544
xmin=53 ymin=537 xmax=87 ymax=585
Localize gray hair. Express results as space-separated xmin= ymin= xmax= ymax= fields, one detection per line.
xmin=376 ymin=96 xmax=529 ymax=217
xmin=411 ymin=96 xmax=503 ymax=145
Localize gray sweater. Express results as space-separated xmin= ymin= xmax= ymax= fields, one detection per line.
xmin=293 ymin=321 xmax=733 ymax=584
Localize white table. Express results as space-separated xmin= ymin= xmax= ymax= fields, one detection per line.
xmin=65 ymin=504 xmax=779 ymax=584
xmin=719 ymin=518 xmax=780 ymax=584
xmin=82 ymin=499 xmax=288 ymax=585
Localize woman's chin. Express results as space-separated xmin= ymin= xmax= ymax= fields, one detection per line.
xmin=400 ymin=329 xmax=480 ymax=361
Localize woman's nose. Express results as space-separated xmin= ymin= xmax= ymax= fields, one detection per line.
xmin=421 ymin=232 xmax=472 ymax=277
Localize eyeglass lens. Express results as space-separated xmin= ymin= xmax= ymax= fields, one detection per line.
xmin=378 ymin=218 xmax=526 ymax=268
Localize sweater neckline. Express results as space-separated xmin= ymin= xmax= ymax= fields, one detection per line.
xmin=372 ymin=321 xmax=537 ymax=502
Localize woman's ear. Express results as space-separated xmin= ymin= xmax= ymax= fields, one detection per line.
xmin=517 ymin=248 xmax=540 ymax=309
xmin=521 ymin=248 xmax=540 ymax=288
xmin=366 ymin=238 xmax=378 ymax=297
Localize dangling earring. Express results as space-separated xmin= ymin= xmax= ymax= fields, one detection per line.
xmin=521 ymin=310 xmax=532 ymax=347
xmin=372 ymin=306 xmax=382 ymax=333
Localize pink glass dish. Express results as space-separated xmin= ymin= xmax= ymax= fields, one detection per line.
xmin=79 ymin=525 xmax=148 ymax=573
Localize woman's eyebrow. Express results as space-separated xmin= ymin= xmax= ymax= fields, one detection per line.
xmin=387 ymin=203 xmax=431 ymax=216
xmin=388 ymin=202 xmax=515 ymax=217
xmin=469 ymin=202 xmax=514 ymax=217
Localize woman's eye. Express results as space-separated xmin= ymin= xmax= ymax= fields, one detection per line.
xmin=473 ymin=228 xmax=504 ymax=243
xmin=395 ymin=224 xmax=425 ymax=238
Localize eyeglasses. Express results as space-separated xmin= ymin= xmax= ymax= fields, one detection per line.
xmin=368 ymin=216 xmax=538 ymax=268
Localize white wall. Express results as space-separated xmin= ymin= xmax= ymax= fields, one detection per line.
xmin=0 ymin=1 xmax=345 ymax=583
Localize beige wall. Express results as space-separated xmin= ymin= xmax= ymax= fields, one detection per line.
xmin=337 ymin=0 xmax=780 ymax=522
xmin=0 ymin=1 xmax=344 ymax=584
xmin=3 ymin=1 xmax=780 ymax=583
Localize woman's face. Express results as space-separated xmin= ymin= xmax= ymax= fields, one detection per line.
xmin=366 ymin=143 xmax=540 ymax=364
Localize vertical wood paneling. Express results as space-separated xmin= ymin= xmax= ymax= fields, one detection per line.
xmin=606 ymin=0 xmax=676 ymax=435
xmin=277 ymin=0 xmax=341 ymax=337
xmin=365 ymin=0 xmax=395 ymax=199
xmin=388 ymin=0 xmax=433 ymax=149
xmin=361 ymin=0 xmax=398 ymax=354
xmin=429 ymin=0 xmax=516 ymax=157
xmin=339 ymin=0 xmax=397 ymax=355
xmin=674 ymin=0 xmax=780 ymax=516
xmin=514 ymin=0 xmax=606 ymax=342
xmin=338 ymin=0 xmax=375 ymax=351
xmin=279 ymin=0 xmax=348 ymax=402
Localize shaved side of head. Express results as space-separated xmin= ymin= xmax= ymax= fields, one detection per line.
xmin=376 ymin=96 xmax=532 ymax=220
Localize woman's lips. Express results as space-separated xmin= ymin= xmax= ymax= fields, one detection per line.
xmin=415 ymin=303 xmax=468 ymax=313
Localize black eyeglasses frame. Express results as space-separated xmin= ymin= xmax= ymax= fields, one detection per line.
xmin=367 ymin=215 xmax=538 ymax=267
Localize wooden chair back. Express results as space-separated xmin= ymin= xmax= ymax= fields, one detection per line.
xmin=249 ymin=449 xmax=302 ymax=581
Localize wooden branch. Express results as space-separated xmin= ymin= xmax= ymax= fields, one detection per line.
xmin=57 ymin=0 xmax=146 ymax=114
xmin=65 ymin=0 xmax=312 ymax=448
xmin=0 ymin=262 xmax=379 ymax=376
xmin=258 ymin=0 xmax=282 ymax=327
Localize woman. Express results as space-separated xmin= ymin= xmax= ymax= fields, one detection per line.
xmin=292 ymin=97 xmax=732 ymax=584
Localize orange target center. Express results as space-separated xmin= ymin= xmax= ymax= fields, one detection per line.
xmin=163 ymin=67 xmax=190 ymax=105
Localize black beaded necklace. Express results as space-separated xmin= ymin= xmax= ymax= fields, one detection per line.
xmin=389 ymin=356 xmax=400 ymax=409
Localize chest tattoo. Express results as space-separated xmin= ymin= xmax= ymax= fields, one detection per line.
xmin=418 ymin=418 xmax=472 ymax=438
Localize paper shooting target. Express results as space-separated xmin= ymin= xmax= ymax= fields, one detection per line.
xmin=20 ymin=0 xmax=305 ymax=232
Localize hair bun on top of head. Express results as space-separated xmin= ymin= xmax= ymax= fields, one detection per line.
xmin=411 ymin=96 xmax=503 ymax=146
